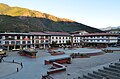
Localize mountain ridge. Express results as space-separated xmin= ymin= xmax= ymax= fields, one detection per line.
xmin=0 ymin=3 xmax=103 ymax=33
xmin=0 ymin=3 xmax=73 ymax=22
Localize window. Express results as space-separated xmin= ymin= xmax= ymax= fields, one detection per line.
xmin=5 ymin=36 xmax=8 ymax=40
xmin=22 ymin=41 xmax=26 ymax=44
xmin=46 ymin=36 xmax=48 ymax=39
xmin=52 ymin=37 xmax=54 ymax=39
xmin=5 ymin=41 xmax=9 ymax=44
xmin=22 ymin=36 xmax=25 ymax=39
xmin=16 ymin=41 xmax=20 ymax=45
xmin=36 ymin=36 xmax=39 ymax=39
xmin=17 ymin=36 xmax=20 ymax=39
xmin=97 ymin=40 xmax=100 ymax=42
xmin=56 ymin=37 xmax=58 ymax=39
xmin=28 ymin=36 xmax=30 ymax=39
xmin=27 ymin=41 xmax=31 ymax=44
xmin=11 ymin=41 xmax=15 ymax=44
xmin=46 ymin=40 xmax=48 ymax=43
xmin=59 ymin=40 xmax=61 ymax=43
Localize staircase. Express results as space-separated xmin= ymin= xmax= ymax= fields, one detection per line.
xmin=80 ymin=60 xmax=120 ymax=79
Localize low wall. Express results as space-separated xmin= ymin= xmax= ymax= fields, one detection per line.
xmin=45 ymin=58 xmax=71 ymax=65
xmin=42 ymin=62 xmax=66 ymax=79
xmin=50 ymin=52 xmax=65 ymax=56
xmin=47 ymin=62 xmax=66 ymax=75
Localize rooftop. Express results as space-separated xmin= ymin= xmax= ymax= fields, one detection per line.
xmin=82 ymin=33 xmax=119 ymax=36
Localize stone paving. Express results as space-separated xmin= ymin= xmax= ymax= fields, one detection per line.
xmin=50 ymin=50 xmax=120 ymax=79
xmin=0 ymin=48 xmax=120 ymax=79
xmin=0 ymin=62 xmax=21 ymax=78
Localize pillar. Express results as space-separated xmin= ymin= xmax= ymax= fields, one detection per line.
xmin=20 ymin=45 xmax=22 ymax=50
xmin=44 ymin=44 xmax=45 ymax=49
xmin=7 ymin=46 xmax=9 ymax=51
xmin=14 ymin=45 xmax=16 ymax=49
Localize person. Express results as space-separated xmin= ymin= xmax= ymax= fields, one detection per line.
xmin=17 ymin=68 xmax=19 ymax=72
xmin=0 ymin=56 xmax=3 ymax=63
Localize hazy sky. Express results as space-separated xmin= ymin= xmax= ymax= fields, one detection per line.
xmin=0 ymin=0 xmax=120 ymax=28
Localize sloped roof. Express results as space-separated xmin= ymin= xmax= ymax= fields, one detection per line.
xmin=29 ymin=32 xmax=50 ymax=35
xmin=81 ymin=33 xmax=119 ymax=36
xmin=46 ymin=32 xmax=70 ymax=36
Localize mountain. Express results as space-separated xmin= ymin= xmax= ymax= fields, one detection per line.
xmin=0 ymin=3 xmax=103 ymax=33
xmin=0 ymin=3 xmax=73 ymax=22
xmin=100 ymin=26 xmax=120 ymax=31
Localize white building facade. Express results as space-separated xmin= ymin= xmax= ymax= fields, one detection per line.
xmin=0 ymin=32 xmax=119 ymax=50
xmin=81 ymin=33 xmax=119 ymax=47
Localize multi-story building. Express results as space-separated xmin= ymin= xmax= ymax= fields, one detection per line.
xmin=106 ymin=29 xmax=120 ymax=34
xmin=71 ymin=34 xmax=81 ymax=46
xmin=0 ymin=32 xmax=119 ymax=50
xmin=81 ymin=33 xmax=119 ymax=47
xmin=46 ymin=32 xmax=71 ymax=45
xmin=0 ymin=32 xmax=51 ymax=50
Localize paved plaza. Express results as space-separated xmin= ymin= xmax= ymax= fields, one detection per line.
xmin=0 ymin=48 xmax=120 ymax=79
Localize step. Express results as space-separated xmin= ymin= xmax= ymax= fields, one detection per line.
xmin=83 ymin=75 xmax=96 ymax=79
xmin=77 ymin=76 xmax=83 ymax=79
xmin=103 ymin=66 xmax=120 ymax=73
xmin=98 ymin=69 xmax=120 ymax=77
xmin=93 ymin=71 xmax=120 ymax=79
xmin=109 ymin=65 xmax=120 ymax=69
xmin=115 ymin=63 xmax=120 ymax=66
xmin=88 ymin=73 xmax=103 ymax=79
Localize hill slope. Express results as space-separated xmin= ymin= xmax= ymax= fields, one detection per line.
xmin=0 ymin=3 xmax=103 ymax=33
xmin=0 ymin=3 xmax=73 ymax=22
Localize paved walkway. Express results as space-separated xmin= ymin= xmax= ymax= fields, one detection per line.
xmin=0 ymin=48 xmax=120 ymax=79
xmin=0 ymin=62 xmax=21 ymax=78
xmin=1 ymin=50 xmax=51 ymax=79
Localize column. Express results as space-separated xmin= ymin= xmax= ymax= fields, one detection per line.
xmin=20 ymin=45 xmax=22 ymax=50
xmin=14 ymin=45 xmax=16 ymax=49
xmin=7 ymin=46 xmax=9 ymax=51
xmin=44 ymin=44 xmax=45 ymax=49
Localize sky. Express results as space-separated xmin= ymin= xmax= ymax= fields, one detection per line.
xmin=0 ymin=0 xmax=120 ymax=28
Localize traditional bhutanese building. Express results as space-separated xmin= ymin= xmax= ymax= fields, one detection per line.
xmin=0 ymin=32 xmax=51 ymax=50
xmin=46 ymin=32 xmax=71 ymax=45
xmin=81 ymin=33 xmax=119 ymax=47
xmin=0 ymin=32 xmax=119 ymax=50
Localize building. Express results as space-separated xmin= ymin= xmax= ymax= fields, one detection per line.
xmin=0 ymin=32 xmax=51 ymax=50
xmin=106 ymin=29 xmax=120 ymax=34
xmin=46 ymin=32 xmax=71 ymax=45
xmin=0 ymin=32 xmax=119 ymax=50
xmin=81 ymin=33 xmax=119 ymax=47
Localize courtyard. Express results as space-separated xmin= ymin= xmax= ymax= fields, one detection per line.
xmin=0 ymin=47 xmax=120 ymax=79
